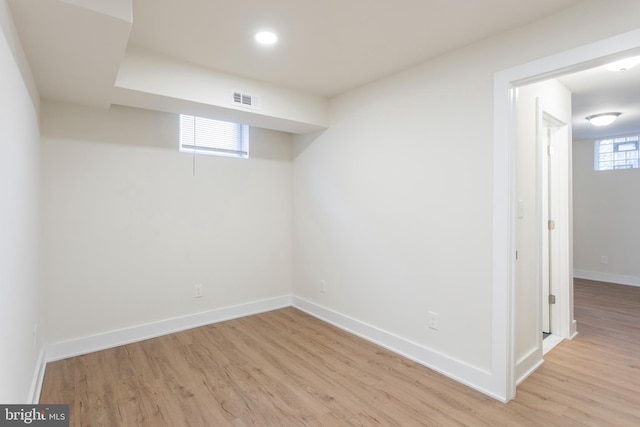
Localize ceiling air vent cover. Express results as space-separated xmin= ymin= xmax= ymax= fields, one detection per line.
xmin=232 ymin=91 xmax=261 ymax=110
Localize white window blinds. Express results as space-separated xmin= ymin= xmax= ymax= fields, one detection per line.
xmin=179 ymin=115 xmax=249 ymax=158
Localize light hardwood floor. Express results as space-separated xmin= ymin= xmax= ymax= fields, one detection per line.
xmin=40 ymin=279 xmax=640 ymax=426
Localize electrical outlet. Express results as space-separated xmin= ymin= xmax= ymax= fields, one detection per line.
xmin=319 ymin=280 xmax=327 ymax=294
xmin=428 ymin=311 xmax=439 ymax=330
xmin=601 ymin=256 xmax=608 ymax=264
xmin=194 ymin=284 xmax=203 ymax=298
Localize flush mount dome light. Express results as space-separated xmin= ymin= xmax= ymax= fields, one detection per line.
xmin=255 ymin=31 xmax=278 ymax=45
xmin=585 ymin=112 xmax=621 ymax=127
xmin=602 ymin=56 xmax=640 ymax=71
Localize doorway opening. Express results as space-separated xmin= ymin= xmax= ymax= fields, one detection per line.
xmin=513 ymin=79 xmax=571 ymax=381
xmin=492 ymin=28 xmax=640 ymax=401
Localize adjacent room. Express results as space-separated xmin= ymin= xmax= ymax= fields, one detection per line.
xmin=2 ymin=0 xmax=639 ymax=425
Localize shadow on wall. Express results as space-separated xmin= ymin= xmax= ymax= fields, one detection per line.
xmin=41 ymin=102 xmax=178 ymax=150
xmin=40 ymin=101 xmax=294 ymax=162
xmin=292 ymin=129 xmax=326 ymax=160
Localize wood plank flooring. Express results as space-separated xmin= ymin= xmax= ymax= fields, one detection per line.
xmin=40 ymin=279 xmax=640 ymax=426
xmin=513 ymin=278 xmax=640 ymax=426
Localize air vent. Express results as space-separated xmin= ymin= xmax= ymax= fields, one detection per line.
xmin=232 ymin=91 xmax=261 ymax=110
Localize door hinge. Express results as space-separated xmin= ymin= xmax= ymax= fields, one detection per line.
xmin=547 ymin=145 xmax=555 ymax=156
xmin=549 ymin=294 xmax=556 ymax=304
xmin=515 ymin=250 xmax=518 ymax=260
xmin=548 ymin=219 xmax=556 ymax=230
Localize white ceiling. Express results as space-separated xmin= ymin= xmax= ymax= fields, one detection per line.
xmin=127 ymin=0 xmax=583 ymax=97
xmin=557 ymin=58 xmax=640 ymax=140
xmin=10 ymin=0 xmax=640 ymax=139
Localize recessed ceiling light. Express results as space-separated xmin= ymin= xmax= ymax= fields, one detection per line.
xmin=255 ymin=31 xmax=278 ymax=45
xmin=602 ymin=56 xmax=640 ymax=71
xmin=585 ymin=112 xmax=621 ymax=127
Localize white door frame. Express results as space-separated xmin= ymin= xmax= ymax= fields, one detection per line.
xmin=539 ymin=111 xmax=569 ymax=337
xmin=540 ymin=114 xmax=555 ymax=335
xmin=491 ymin=28 xmax=640 ymax=401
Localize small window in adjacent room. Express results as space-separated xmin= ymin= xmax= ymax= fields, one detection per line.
xmin=594 ymin=135 xmax=639 ymax=171
xmin=179 ymin=114 xmax=249 ymax=159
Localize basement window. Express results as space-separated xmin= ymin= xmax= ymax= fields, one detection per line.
xmin=594 ymin=135 xmax=639 ymax=171
xmin=179 ymin=115 xmax=249 ymax=159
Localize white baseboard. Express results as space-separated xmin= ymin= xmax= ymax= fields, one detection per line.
xmin=542 ymin=334 xmax=563 ymax=355
xmin=515 ymin=345 xmax=543 ymax=386
xmin=574 ymin=269 xmax=640 ymax=288
xmin=292 ymin=296 xmax=499 ymax=400
xmin=28 ymin=347 xmax=46 ymax=404
xmin=39 ymin=295 xmax=502 ymax=403
xmin=45 ymin=295 xmax=292 ymax=363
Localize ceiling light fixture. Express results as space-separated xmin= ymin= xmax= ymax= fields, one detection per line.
xmin=585 ymin=112 xmax=621 ymax=127
xmin=602 ymin=56 xmax=640 ymax=71
xmin=255 ymin=31 xmax=278 ymax=45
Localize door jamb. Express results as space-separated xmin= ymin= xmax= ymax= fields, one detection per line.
xmin=538 ymin=111 xmax=569 ymax=339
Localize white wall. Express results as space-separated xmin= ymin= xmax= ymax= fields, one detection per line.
xmin=294 ymin=63 xmax=495 ymax=369
xmin=0 ymin=0 xmax=42 ymax=403
xmin=41 ymin=101 xmax=293 ymax=344
xmin=573 ymin=136 xmax=640 ymax=286
xmin=292 ymin=0 xmax=640 ymax=399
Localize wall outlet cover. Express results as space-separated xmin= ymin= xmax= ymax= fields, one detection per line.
xmin=428 ymin=311 xmax=439 ymax=330
xmin=319 ymin=280 xmax=327 ymax=294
